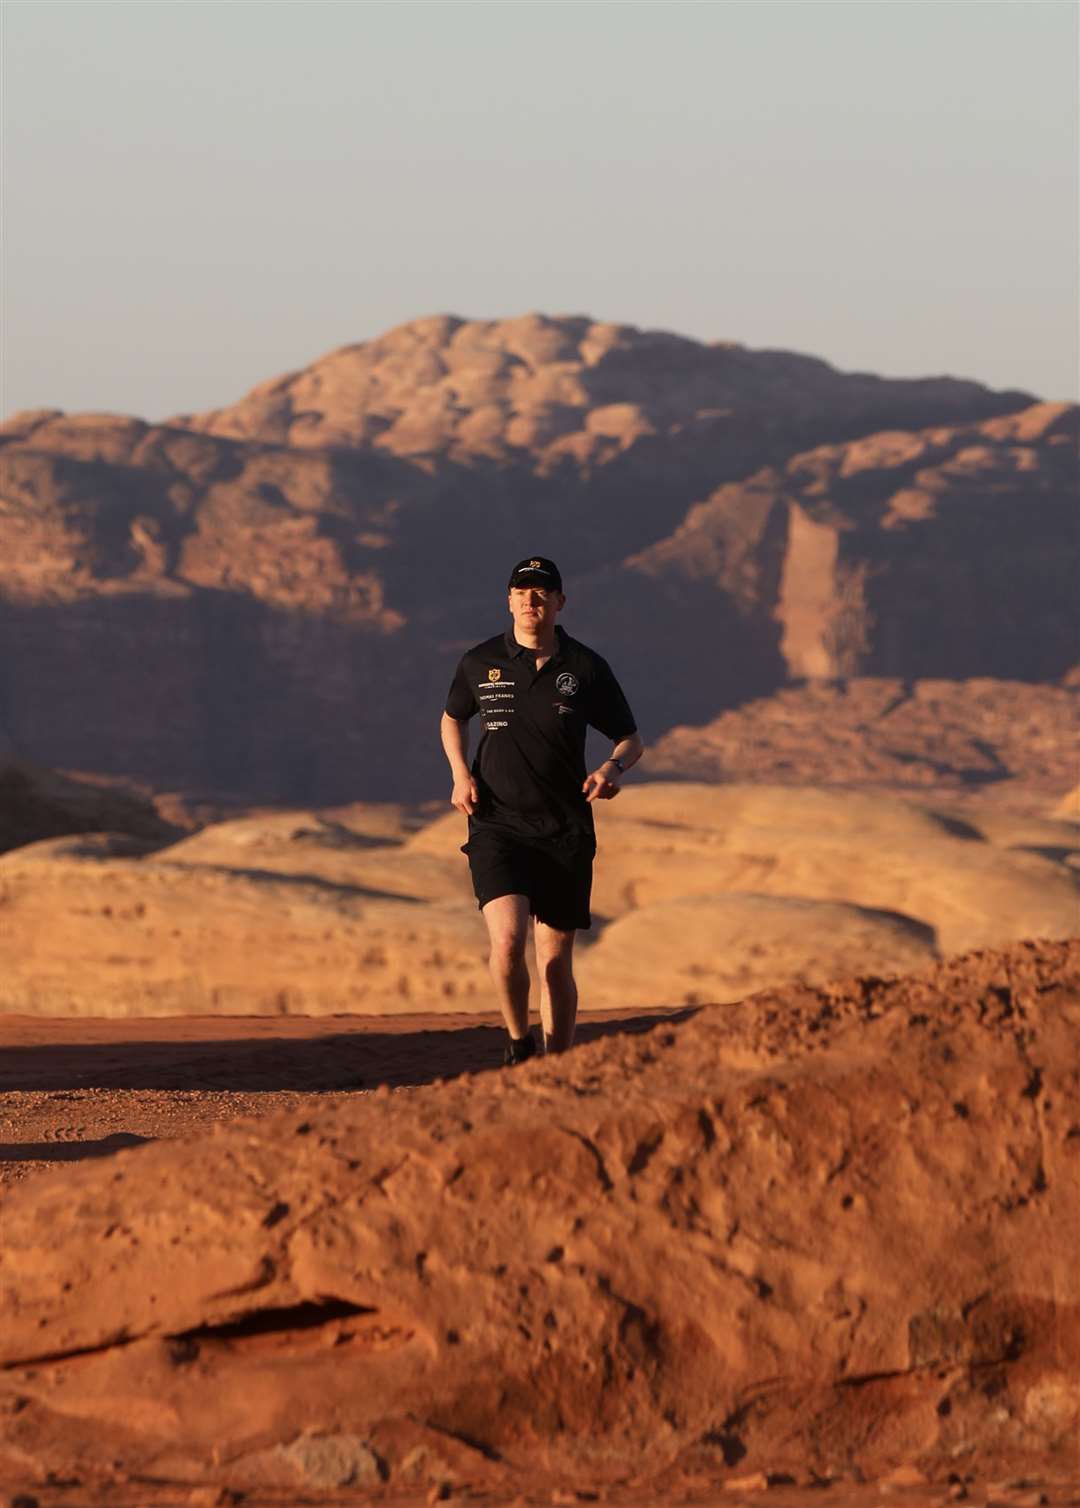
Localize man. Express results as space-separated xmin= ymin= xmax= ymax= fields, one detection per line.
xmin=441 ymin=557 xmax=643 ymax=1065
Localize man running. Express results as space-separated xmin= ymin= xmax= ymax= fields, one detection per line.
xmin=440 ymin=557 xmax=643 ymax=1064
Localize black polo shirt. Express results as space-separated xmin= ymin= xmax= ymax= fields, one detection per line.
xmin=445 ymin=625 xmax=637 ymax=848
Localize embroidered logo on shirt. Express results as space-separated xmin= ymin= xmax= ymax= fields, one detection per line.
xmin=555 ymin=672 xmax=579 ymax=696
xmin=488 ymin=668 xmax=501 ymax=682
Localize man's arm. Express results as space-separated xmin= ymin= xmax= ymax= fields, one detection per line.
xmin=583 ymin=729 xmax=644 ymax=803
xmin=440 ymin=712 xmax=480 ymax=816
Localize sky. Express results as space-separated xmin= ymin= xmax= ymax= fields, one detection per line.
xmin=2 ymin=0 xmax=1077 ymax=421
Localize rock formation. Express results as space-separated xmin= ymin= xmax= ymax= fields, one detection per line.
xmin=0 ymin=314 xmax=1071 ymax=806
xmin=0 ymin=755 xmax=182 ymax=856
xmin=175 ymin=312 xmax=1031 ymax=468
xmin=2 ymin=939 xmax=1077 ymax=1497
xmin=573 ymin=402 xmax=1078 ymax=735
xmin=1 ymin=783 xmax=1075 ymax=1016
xmin=646 ymin=676 xmax=1080 ymax=812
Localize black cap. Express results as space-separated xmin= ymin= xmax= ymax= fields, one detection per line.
xmin=508 ymin=556 xmax=563 ymax=592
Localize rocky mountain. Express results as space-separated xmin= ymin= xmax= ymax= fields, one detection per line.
xmin=0 ymin=313 xmax=1071 ymax=805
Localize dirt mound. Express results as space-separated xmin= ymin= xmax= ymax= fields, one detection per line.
xmin=648 ymin=677 xmax=1080 ymax=816
xmin=2 ymin=939 xmax=1077 ymax=1498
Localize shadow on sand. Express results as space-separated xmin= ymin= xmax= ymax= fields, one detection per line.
xmin=0 ymin=1010 xmax=698 ymax=1171
xmin=0 ymin=1009 xmax=698 ymax=1096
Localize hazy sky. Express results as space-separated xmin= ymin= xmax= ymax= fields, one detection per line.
xmin=3 ymin=0 xmax=1077 ymax=421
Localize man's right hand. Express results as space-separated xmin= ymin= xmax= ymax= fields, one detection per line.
xmin=451 ymin=775 xmax=480 ymax=816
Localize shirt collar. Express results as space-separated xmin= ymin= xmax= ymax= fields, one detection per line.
xmin=503 ymin=625 xmax=566 ymax=660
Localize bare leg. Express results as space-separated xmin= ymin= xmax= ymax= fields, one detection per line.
xmin=534 ymin=920 xmax=578 ymax=1053
xmin=481 ymin=894 xmax=532 ymax=1039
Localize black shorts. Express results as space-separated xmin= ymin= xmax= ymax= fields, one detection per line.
xmin=462 ymin=829 xmax=594 ymax=932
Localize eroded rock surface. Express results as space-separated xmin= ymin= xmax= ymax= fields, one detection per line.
xmin=1 ymin=939 xmax=1077 ymax=1497
xmin=0 ymin=755 xmax=182 ymax=856
xmin=2 ymin=784 xmax=1076 ymax=1016
xmin=647 ymin=676 xmax=1080 ymax=813
xmin=1 ymin=314 xmax=1070 ymax=806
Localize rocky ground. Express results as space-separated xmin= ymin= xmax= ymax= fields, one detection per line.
xmin=0 ymin=1004 xmax=684 ymax=1189
xmin=1 ymin=939 xmax=1078 ymax=1505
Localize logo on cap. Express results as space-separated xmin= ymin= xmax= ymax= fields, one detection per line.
xmin=528 ymin=559 xmax=542 ymax=569
xmin=488 ymin=668 xmax=501 ymax=682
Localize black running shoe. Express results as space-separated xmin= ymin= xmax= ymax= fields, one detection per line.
xmin=502 ymin=1032 xmax=538 ymax=1067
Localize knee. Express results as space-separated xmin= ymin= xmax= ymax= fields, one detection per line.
xmin=537 ymin=948 xmax=574 ymax=985
xmin=489 ymin=932 xmax=527 ymax=974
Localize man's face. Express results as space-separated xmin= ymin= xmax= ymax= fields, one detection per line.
xmin=508 ymin=584 xmax=565 ymax=634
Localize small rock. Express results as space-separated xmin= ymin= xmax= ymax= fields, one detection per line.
xmin=400 ymin=1444 xmax=459 ymax=1486
xmin=427 ymin=1485 xmax=451 ymax=1505
xmin=281 ymin=1432 xmax=381 ymax=1488
xmin=881 ymin=1465 xmax=929 ymax=1490
xmin=9 ymin=1495 xmax=40 ymax=1508
xmin=723 ymin=1472 xmax=770 ymax=1493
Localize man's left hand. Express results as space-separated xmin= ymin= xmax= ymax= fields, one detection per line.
xmin=583 ymin=768 xmax=620 ymax=803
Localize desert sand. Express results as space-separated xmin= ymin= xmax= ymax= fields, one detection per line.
xmin=1 ymin=782 xmax=1077 ymax=1017
xmin=1 ymin=938 xmax=1077 ymax=1506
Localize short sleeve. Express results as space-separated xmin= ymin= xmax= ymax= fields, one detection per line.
xmin=444 ymin=657 xmax=478 ymax=720
xmin=587 ymin=658 xmax=637 ymax=741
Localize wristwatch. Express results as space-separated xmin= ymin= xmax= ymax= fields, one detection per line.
xmin=605 ymin=757 xmax=625 ymax=775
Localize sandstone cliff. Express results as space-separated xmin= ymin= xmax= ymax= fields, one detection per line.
xmin=0 ymin=314 xmax=1069 ymax=805
xmin=646 ymin=676 xmax=1080 ymax=811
